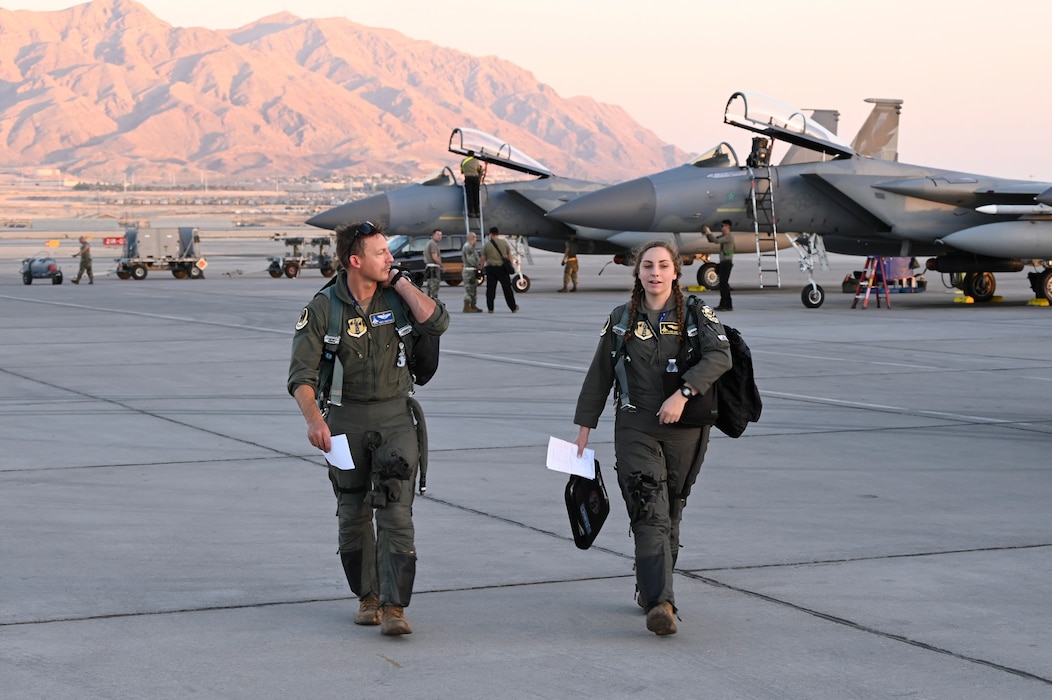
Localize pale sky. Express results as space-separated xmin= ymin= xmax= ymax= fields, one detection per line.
xmin=5 ymin=0 xmax=1052 ymax=181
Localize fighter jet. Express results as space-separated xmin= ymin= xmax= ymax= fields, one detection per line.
xmin=548 ymin=91 xmax=1052 ymax=307
xmin=306 ymin=101 xmax=904 ymax=293
xmin=304 ymin=127 xmax=791 ymax=291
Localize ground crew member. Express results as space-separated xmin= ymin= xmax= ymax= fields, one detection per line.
xmin=460 ymin=151 xmax=485 ymax=218
xmin=572 ymin=240 xmax=731 ymax=636
xmin=461 ymin=231 xmax=482 ymax=312
xmin=424 ymin=229 xmax=442 ymax=299
xmin=288 ymin=221 xmax=449 ymax=636
xmin=479 ymin=226 xmax=518 ymax=313
xmin=559 ymin=234 xmax=579 ymax=292
xmin=703 ymin=219 xmax=734 ymax=311
xmin=71 ymin=236 xmax=93 ymax=284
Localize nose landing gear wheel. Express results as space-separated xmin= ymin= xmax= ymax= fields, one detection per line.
xmin=801 ymin=284 xmax=825 ymax=308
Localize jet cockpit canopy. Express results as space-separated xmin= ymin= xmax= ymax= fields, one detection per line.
xmin=689 ymin=142 xmax=739 ymax=169
xmin=448 ymin=127 xmax=553 ymax=178
xmin=724 ymin=92 xmax=855 ymax=159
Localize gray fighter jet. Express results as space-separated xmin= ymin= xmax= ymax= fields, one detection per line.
xmin=548 ymin=91 xmax=1052 ymax=307
xmin=304 ymin=127 xmax=793 ymax=290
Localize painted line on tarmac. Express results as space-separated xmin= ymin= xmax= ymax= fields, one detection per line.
xmin=764 ymin=390 xmax=1017 ymax=425
xmin=441 ymin=348 xmax=587 ymax=372
xmin=0 ymin=295 xmax=289 ymax=335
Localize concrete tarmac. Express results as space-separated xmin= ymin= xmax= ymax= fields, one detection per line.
xmin=2 ymin=243 xmax=1051 ymax=699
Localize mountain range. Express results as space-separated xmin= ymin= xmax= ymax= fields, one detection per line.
xmin=0 ymin=0 xmax=689 ymax=184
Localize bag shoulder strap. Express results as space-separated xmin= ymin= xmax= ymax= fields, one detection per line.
xmin=381 ymin=286 xmax=414 ymax=339
xmin=318 ymin=285 xmax=345 ymax=408
xmin=610 ymin=304 xmax=634 ymax=411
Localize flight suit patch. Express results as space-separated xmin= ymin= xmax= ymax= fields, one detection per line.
xmin=600 ymin=317 xmax=610 ymax=336
xmin=370 ymin=310 xmax=394 ymax=326
xmin=659 ymin=321 xmax=680 ymax=335
xmin=633 ymin=320 xmax=654 ymax=341
xmin=295 ymin=307 xmax=309 ymax=330
xmin=346 ymin=318 xmax=367 ymax=338
xmin=702 ymin=306 xmax=719 ymax=324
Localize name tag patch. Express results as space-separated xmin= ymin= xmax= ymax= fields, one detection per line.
xmin=659 ymin=322 xmax=680 ymax=335
xmin=370 ymin=311 xmax=395 ymax=326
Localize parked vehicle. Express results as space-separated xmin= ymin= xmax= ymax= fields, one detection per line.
xmin=21 ymin=256 xmax=63 ymax=285
xmin=114 ymin=227 xmax=206 ymax=280
xmin=387 ymin=234 xmax=481 ymax=287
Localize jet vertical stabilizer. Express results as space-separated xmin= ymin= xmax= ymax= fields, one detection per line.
xmin=851 ymin=98 xmax=903 ymax=161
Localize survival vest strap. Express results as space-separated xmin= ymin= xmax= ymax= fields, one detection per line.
xmin=610 ymin=296 xmax=704 ymax=411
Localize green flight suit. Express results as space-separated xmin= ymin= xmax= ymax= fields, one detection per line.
xmin=574 ymin=297 xmax=731 ymax=610
xmin=288 ymin=270 xmax=449 ymax=607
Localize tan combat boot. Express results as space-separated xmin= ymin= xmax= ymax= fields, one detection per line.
xmin=380 ymin=605 xmax=412 ymax=636
xmin=470 ymin=302 xmax=482 ymax=313
xmin=463 ymin=302 xmax=472 ymax=313
xmin=645 ymin=600 xmax=677 ymax=636
xmin=355 ymin=594 xmax=380 ymax=625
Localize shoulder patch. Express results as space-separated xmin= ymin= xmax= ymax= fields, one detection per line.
xmin=295 ymin=307 xmax=309 ymax=331
xmin=599 ymin=316 xmax=610 ymax=336
xmin=701 ymin=305 xmax=719 ymax=324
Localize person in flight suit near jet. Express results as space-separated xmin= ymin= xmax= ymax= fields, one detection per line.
xmin=572 ymin=239 xmax=731 ymax=636
xmin=288 ymin=221 xmax=449 ymax=636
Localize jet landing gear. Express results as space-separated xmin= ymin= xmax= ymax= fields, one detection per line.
xmin=801 ymin=283 xmax=826 ymax=308
xmin=789 ymin=232 xmax=828 ymax=308
xmin=696 ymin=262 xmax=720 ymax=289
xmin=960 ymin=271 xmax=996 ymax=302
xmin=1027 ymin=268 xmax=1052 ymax=301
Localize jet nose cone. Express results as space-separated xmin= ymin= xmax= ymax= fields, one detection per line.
xmin=306 ymin=195 xmax=392 ymax=230
xmin=548 ymin=177 xmax=657 ymax=231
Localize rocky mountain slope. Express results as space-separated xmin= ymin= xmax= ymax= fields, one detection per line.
xmin=0 ymin=0 xmax=688 ymax=183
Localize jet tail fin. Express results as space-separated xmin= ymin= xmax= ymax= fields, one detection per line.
xmin=851 ymin=98 xmax=903 ymax=161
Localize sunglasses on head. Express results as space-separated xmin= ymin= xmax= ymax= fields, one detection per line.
xmin=347 ymin=221 xmax=377 ymax=249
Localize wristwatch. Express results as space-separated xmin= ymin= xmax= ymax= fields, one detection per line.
xmin=679 ymin=385 xmax=693 ymax=398
xmin=390 ymin=269 xmax=407 ymax=286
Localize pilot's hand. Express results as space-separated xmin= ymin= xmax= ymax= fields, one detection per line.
xmin=574 ymin=426 xmax=591 ymax=458
xmin=306 ymin=414 xmax=332 ymax=453
xmin=657 ymin=393 xmax=688 ymax=425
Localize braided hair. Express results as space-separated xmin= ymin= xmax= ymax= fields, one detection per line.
xmin=626 ymin=239 xmax=685 ymax=344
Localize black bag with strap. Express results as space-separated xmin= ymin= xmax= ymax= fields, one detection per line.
xmin=494 ymin=240 xmax=515 ymax=274
xmin=713 ymin=324 xmax=762 ymax=438
xmin=564 ymin=459 xmax=610 ymax=550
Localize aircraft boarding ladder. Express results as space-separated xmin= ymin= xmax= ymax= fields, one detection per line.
xmin=459 ymin=184 xmax=534 ymax=289
xmin=748 ymin=166 xmax=782 ymax=288
xmin=461 ymin=186 xmax=485 ymax=236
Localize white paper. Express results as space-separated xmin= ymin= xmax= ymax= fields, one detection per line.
xmin=545 ymin=436 xmax=595 ymax=478
xmin=324 ymin=434 xmax=355 ymax=471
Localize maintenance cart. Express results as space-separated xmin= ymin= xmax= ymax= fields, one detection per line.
xmin=267 ymin=235 xmax=336 ymax=278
